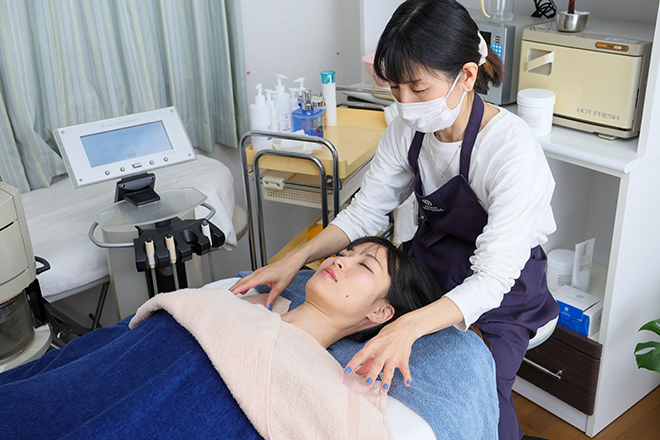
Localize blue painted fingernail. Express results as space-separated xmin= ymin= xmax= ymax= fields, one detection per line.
xmin=407 ymin=379 xmax=412 ymax=386
xmin=367 ymin=377 xmax=373 ymax=385
xmin=268 ymin=304 xmax=273 ymax=311
xmin=344 ymin=367 xmax=352 ymax=375
xmin=383 ymin=383 xmax=389 ymax=391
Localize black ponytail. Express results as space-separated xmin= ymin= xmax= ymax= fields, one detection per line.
xmin=373 ymin=0 xmax=504 ymax=93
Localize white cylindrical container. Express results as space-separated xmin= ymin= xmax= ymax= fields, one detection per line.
xmin=249 ymin=83 xmax=273 ymax=151
xmin=321 ymin=70 xmax=337 ymax=127
xmin=274 ymin=74 xmax=292 ymax=133
xmin=547 ymin=249 xmax=575 ymax=291
xmin=517 ymin=88 xmax=556 ymax=137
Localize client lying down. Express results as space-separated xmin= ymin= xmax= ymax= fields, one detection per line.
xmin=0 ymin=237 xmax=497 ymax=440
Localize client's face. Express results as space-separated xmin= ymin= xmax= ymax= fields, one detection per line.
xmin=305 ymin=242 xmax=393 ymax=331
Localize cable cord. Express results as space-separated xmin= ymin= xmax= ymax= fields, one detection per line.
xmin=532 ymin=0 xmax=557 ymax=18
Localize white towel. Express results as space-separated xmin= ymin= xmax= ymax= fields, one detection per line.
xmin=130 ymin=289 xmax=395 ymax=440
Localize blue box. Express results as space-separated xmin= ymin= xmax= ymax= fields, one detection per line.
xmin=553 ymin=285 xmax=603 ymax=337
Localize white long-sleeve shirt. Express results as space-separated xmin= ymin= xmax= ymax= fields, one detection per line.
xmin=332 ymin=108 xmax=556 ymax=330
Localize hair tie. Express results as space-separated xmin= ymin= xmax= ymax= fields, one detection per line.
xmin=477 ymin=32 xmax=488 ymax=66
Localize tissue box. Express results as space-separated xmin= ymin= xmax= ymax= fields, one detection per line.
xmin=553 ymin=285 xmax=603 ymax=337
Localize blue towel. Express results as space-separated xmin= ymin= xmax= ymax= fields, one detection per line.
xmin=240 ymin=270 xmax=499 ymax=440
xmin=0 ymin=311 xmax=263 ymax=440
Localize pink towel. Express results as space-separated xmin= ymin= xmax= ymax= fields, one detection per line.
xmin=130 ymin=289 xmax=394 ymax=440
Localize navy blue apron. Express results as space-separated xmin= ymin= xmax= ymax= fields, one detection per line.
xmin=408 ymin=94 xmax=559 ymax=440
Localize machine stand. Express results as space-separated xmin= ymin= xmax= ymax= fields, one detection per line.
xmin=115 ymin=173 xmax=160 ymax=206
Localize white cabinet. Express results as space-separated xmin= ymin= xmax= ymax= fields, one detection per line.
xmin=512 ymin=6 xmax=660 ymax=436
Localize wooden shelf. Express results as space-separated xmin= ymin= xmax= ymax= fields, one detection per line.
xmin=245 ymin=107 xmax=387 ymax=179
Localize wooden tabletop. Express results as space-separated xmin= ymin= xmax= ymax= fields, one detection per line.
xmin=245 ymin=107 xmax=387 ymax=179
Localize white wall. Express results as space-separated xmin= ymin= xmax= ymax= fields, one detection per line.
xmin=241 ymin=0 xmax=362 ymax=98
xmin=360 ymin=0 xmax=403 ymax=56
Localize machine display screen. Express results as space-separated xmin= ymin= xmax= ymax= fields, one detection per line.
xmin=81 ymin=121 xmax=173 ymax=168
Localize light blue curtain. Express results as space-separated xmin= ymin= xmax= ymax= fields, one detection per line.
xmin=0 ymin=0 xmax=248 ymax=192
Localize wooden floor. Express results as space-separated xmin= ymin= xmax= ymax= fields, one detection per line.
xmin=514 ymin=386 xmax=660 ymax=439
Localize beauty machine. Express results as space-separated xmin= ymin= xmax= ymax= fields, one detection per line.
xmin=0 ymin=183 xmax=51 ymax=372
xmin=54 ymin=108 xmax=225 ymax=319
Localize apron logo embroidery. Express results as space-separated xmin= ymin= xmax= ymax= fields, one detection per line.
xmin=421 ymin=199 xmax=444 ymax=212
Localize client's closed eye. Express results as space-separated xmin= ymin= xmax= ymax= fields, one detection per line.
xmin=360 ymin=261 xmax=374 ymax=273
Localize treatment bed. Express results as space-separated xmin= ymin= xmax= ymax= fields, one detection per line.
xmin=0 ymin=271 xmax=498 ymax=440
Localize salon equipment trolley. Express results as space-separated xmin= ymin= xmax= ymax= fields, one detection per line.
xmin=89 ymin=187 xmax=224 ymax=319
xmin=240 ymin=107 xmax=387 ymax=270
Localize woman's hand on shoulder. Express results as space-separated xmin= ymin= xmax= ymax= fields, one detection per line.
xmin=229 ymin=253 xmax=305 ymax=308
xmin=344 ymin=316 xmax=420 ymax=392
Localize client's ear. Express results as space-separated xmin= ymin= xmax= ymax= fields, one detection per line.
xmin=366 ymin=301 xmax=395 ymax=325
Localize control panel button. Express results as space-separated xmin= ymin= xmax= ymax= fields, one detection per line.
xmin=491 ymin=43 xmax=503 ymax=59
xmin=595 ymin=42 xmax=629 ymax=52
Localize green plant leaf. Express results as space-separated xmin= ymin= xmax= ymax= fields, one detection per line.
xmin=635 ymin=341 xmax=660 ymax=372
xmin=636 ymin=319 xmax=660 ymax=373
xmin=639 ymin=318 xmax=660 ymax=337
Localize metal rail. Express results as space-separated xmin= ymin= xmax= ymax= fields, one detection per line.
xmin=239 ymin=130 xmax=340 ymax=270
xmin=88 ymin=202 xmax=216 ymax=249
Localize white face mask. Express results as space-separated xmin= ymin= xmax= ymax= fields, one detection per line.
xmin=395 ymin=74 xmax=465 ymax=133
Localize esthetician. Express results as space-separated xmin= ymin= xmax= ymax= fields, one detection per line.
xmin=232 ymin=1 xmax=559 ymax=439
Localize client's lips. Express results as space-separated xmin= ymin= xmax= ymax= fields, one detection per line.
xmin=321 ymin=267 xmax=337 ymax=282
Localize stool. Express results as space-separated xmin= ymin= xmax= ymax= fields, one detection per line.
xmin=520 ymin=317 xmax=559 ymax=440
xmin=521 ymin=317 xmax=560 ymax=384
xmin=527 ymin=316 xmax=559 ymax=350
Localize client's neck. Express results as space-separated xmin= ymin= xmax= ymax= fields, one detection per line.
xmin=281 ymin=303 xmax=346 ymax=349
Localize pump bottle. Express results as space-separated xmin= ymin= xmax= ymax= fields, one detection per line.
xmin=249 ymin=83 xmax=272 ymax=150
xmin=264 ymin=89 xmax=279 ymax=132
xmin=290 ymin=77 xmax=306 ymax=112
xmin=273 ymin=74 xmax=292 ymax=133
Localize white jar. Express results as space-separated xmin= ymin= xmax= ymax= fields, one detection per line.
xmin=517 ymin=88 xmax=556 ymax=137
xmin=547 ymin=249 xmax=574 ymax=291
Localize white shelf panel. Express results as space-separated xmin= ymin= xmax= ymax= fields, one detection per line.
xmin=501 ymin=104 xmax=643 ymax=176
xmin=588 ymin=262 xmax=608 ymax=302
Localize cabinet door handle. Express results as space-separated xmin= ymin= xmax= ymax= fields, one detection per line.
xmin=522 ymin=357 xmax=563 ymax=380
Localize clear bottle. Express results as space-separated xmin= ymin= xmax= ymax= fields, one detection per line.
xmin=292 ymin=90 xmax=324 ymax=137
xmin=273 ymin=74 xmax=292 ymax=133
xmin=320 ymin=70 xmax=337 ymax=127
xmin=249 ymin=83 xmax=272 ymax=150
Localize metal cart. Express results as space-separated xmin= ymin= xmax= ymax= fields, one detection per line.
xmin=239 ymin=103 xmax=388 ymax=270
